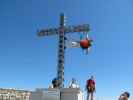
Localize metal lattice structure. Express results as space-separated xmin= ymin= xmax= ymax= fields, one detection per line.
xmin=37 ymin=13 xmax=90 ymax=88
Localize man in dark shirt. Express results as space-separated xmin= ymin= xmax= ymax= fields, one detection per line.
xmin=52 ymin=78 xmax=59 ymax=88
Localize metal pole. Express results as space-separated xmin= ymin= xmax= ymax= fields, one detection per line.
xmin=57 ymin=13 xmax=65 ymax=88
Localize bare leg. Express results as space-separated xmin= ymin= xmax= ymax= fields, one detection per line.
xmin=87 ymin=92 xmax=90 ymax=100
xmin=90 ymin=92 xmax=93 ymax=100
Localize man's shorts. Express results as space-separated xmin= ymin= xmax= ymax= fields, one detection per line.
xmin=87 ymin=87 xmax=95 ymax=93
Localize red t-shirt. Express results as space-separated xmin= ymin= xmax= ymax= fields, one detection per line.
xmin=87 ymin=79 xmax=95 ymax=86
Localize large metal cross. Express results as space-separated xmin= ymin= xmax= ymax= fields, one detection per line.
xmin=37 ymin=13 xmax=90 ymax=88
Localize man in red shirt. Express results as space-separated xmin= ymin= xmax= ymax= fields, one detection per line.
xmin=86 ymin=76 xmax=96 ymax=100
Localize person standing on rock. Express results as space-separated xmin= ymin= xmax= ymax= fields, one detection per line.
xmin=86 ymin=76 xmax=96 ymax=100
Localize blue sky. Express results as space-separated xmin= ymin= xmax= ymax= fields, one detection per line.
xmin=0 ymin=0 xmax=133 ymax=99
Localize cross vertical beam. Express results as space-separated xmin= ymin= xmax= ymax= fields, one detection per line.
xmin=57 ymin=13 xmax=65 ymax=88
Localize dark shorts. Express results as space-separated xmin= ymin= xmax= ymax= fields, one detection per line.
xmin=87 ymin=87 xmax=95 ymax=93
